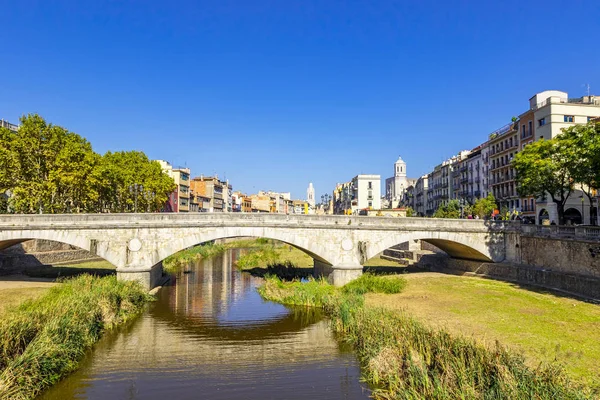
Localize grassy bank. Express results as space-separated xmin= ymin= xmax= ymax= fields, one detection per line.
xmin=368 ymin=273 xmax=600 ymax=388
xmin=0 ymin=275 xmax=152 ymax=400
xmin=259 ymin=274 xmax=592 ymax=399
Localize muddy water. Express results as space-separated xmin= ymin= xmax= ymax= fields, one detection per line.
xmin=39 ymin=249 xmax=369 ymax=399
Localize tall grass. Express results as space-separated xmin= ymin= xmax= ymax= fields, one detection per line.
xmin=259 ymin=274 xmax=592 ymax=399
xmin=0 ymin=275 xmax=152 ymax=400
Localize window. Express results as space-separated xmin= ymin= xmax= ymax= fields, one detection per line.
xmin=564 ymin=115 xmax=574 ymax=123
xmin=528 ymin=120 xmax=532 ymax=135
xmin=368 ymin=182 xmax=373 ymax=189
xmin=516 ymin=199 xmax=520 ymax=208
xmin=368 ymin=201 xmax=373 ymax=208
xmin=538 ymin=118 xmax=546 ymax=126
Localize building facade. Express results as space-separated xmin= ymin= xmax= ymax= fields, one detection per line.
xmin=156 ymin=160 xmax=190 ymax=212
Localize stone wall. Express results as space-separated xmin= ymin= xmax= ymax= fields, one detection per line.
xmin=518 ymin=236 xmax=600 ymax=279
xmin=417 ymin=254 xmax=600 ymax=300
xmin=0 ymin=239 xmax=99 ymax=273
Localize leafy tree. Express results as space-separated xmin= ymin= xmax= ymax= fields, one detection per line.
xmin=559 ymin=121 xmax=600 ymax=223
xmin=472 ymin=194 xmax=496 ymax=219
xmin=433 ymin=200 xmax=461 ymax=219
xmin=0 ymin=114 xmax=175 ymax=214
xmin=93 ymin=151 xmax=175 ymax=212
xmin=513 ymin=138 xmax=575 ymax=225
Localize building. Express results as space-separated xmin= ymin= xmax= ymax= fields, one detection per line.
xmin=0 ymin=119 xmax=18 ymax=132
xmin=156 ymin=160 xmax=190 ymax=212
xmin=529 ymin=90 xmax=600 ymax=224
xmin=414 ymin=175 xmax=428 ymax=217
xmin=190 ymin=175 xmax=230 ymax=212
xmin=333 ymin=182 xmax=353 ymax=215
xmin=385 ymin=156 xmax=416 ymax=208
xmin=488 ymin=120 xmax=521 ymax=217
xmin=306 ymin=183 xmax=315 ymax=208
xmin=351 ymin=174 xmax=381 ymax=214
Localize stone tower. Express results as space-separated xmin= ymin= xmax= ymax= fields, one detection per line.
xmin=394 ymin=156 xmax=408 ymax=200
xmin=307 ymin=183 xmax=315 ymax=207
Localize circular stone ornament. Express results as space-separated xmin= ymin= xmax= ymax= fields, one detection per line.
xmin=128 ymin=238 xmax=142 ymax=252
xmin=341 ymin=239 xmax=353 ymax=251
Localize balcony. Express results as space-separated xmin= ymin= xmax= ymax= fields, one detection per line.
xmin=460 ymin=177 xmax=468 ymax=184
xmin=474 ymin=190 xmax=481 ymax=197
xmin=442 ymin=182 xmax=448 ymax=188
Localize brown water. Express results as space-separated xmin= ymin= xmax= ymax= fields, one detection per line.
xmin=39 ymin=249 xmax=370 ymax=400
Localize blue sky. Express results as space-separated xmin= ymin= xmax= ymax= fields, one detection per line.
xmin=2 ymin=1 xmax=599 ymax=200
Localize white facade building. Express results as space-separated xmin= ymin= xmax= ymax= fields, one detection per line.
xmin=352 ymin=174 xmax=381 ymax=214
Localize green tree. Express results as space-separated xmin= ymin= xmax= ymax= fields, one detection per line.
xmin=559 ymin=121 xmax=600 ymax=223
xmin=513 ymin=138 xmax=575 ymax=225
xmin=6 ymin=114 xmax=98 ymax=213
xmin=93 ymin=151 xmax=175 ymax=212
xmin=472 ymin=194 xmax=497 ymax=219
xmin=433 ymin=200 xmax=460 ymax=219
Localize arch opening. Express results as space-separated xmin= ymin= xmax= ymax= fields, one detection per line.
xmin=158 ymin=235 xmax=325 ymax=272
xmin=564 ymin=208 xmax=582 ymax=225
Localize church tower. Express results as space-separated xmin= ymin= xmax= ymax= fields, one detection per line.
xmin=394 ymin=156 xmax=408 ymax=200
xmin=307 ymin=183 xmax=315 ymax=207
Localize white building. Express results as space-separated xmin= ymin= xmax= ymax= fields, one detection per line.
xmin=529 ymin=90 xmax=600 ymax=224
xmin=306 ymin=183 xmax=315 ymax=208
xmin=352 ymin=174 xmax=381 ymax=214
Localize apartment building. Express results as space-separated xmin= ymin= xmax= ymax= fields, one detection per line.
xmin=414 ymin=175 xmax=428 ymax=217
xmin=333 ymin=182 xmax=353 ymax=215
xmin=351 ymin=175 xmax=381 ymax=213
xmin=190 ymin=175 xmax=228 ymax=212
xmin=0 ymin=119 xmax=18 ymax=132
xmin=156 ymin=160 xmax=190 ymax=212
xmin=488 ymin=121 xmax=520 ymax=216
xmin=529 ymin=90 xmax=600 ymax=224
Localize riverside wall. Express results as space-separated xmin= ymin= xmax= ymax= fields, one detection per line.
xmin=0 ymin=239 xmax=99 ymax=273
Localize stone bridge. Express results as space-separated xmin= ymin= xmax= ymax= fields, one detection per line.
xmin=0 ymin=214 xmax=517 ymax=289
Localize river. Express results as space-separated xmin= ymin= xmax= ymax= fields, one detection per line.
xmin=39 ymin=248 xmax=370 ymax=399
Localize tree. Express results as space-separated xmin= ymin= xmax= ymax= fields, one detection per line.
xmin=472 ymin=194 xmax=496 ymax=219
xmin=513 ymin=138 xmax=576 ymax=225
xmin=559 ymin=121 xmax=600 ymax=223
xmin=433 ymin=200 xmax=460 ymax=219
xmin=93 ymin=151 xmax=175 ymax=213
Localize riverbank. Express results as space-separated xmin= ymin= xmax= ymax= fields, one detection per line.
xmin=259 ymin=274 xmax=595 ymax=399
xmin=0 ymin=275 xmax=152 ymax=400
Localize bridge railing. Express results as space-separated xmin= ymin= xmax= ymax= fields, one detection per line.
xmin=519 ymin=224 xmax=600 ymax=240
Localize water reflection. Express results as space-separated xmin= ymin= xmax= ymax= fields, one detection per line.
xmin=40 ymin=249 xmax=369 ymax=400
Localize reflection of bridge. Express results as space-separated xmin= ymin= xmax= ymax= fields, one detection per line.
xmin=0 ymin=214 xmax=517 ymax=289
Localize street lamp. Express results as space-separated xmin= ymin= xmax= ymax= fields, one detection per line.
xmin=321 ymin=193 xmax=331 ymax=214
xmin=129 ymin=183 xmax=143 ymax=213
xmin=580 ymin=195 xmax=585 ymax=225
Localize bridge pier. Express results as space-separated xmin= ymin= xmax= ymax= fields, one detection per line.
xmin=116 ymin=263 xmax=163 ymax=291
xmin=313 ymin=259 xmax=363 ymax=286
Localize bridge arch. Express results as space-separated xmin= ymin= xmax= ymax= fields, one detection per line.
xmin=153 ymin=226 xmax=335 ymax=267
xmin=0 ymin=230 xmax=121 ymax=268
xmin=365 ymin=230 xmax=498 ymax=262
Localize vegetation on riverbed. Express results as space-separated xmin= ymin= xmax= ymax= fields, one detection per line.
xmin=163 ymin=238 xmax=314 ymax=273
xmin=0 ymin=275 xmax=152 ymax=400
xmin=259 ymin=273 xmax=593 ymax=399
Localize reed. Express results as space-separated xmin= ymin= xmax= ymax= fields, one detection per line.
xmin=259 ymin=274 xmax=592 ymax=399
xmin=0 ymin=275 xmax=152 ymax=400
xmin=162 ymin=242 xmax=226 ymax=273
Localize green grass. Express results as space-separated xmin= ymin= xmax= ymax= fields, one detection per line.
xmin=0 ymin=288 xmax=51 ymax=317
xmin=0 ymin=275 xmax=152 ymax=400
xmin=342 ymin=273 xmax=407 ymax=295
xmin=236 ymin=241 xmax=313 ymax=270
xmin=18 ymin=260 xmax=116 ymax=279
xmin=258 ymin=274 xmax=593 ymax=399
xmin=368 ymin=273 xmax=600 ymax=389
